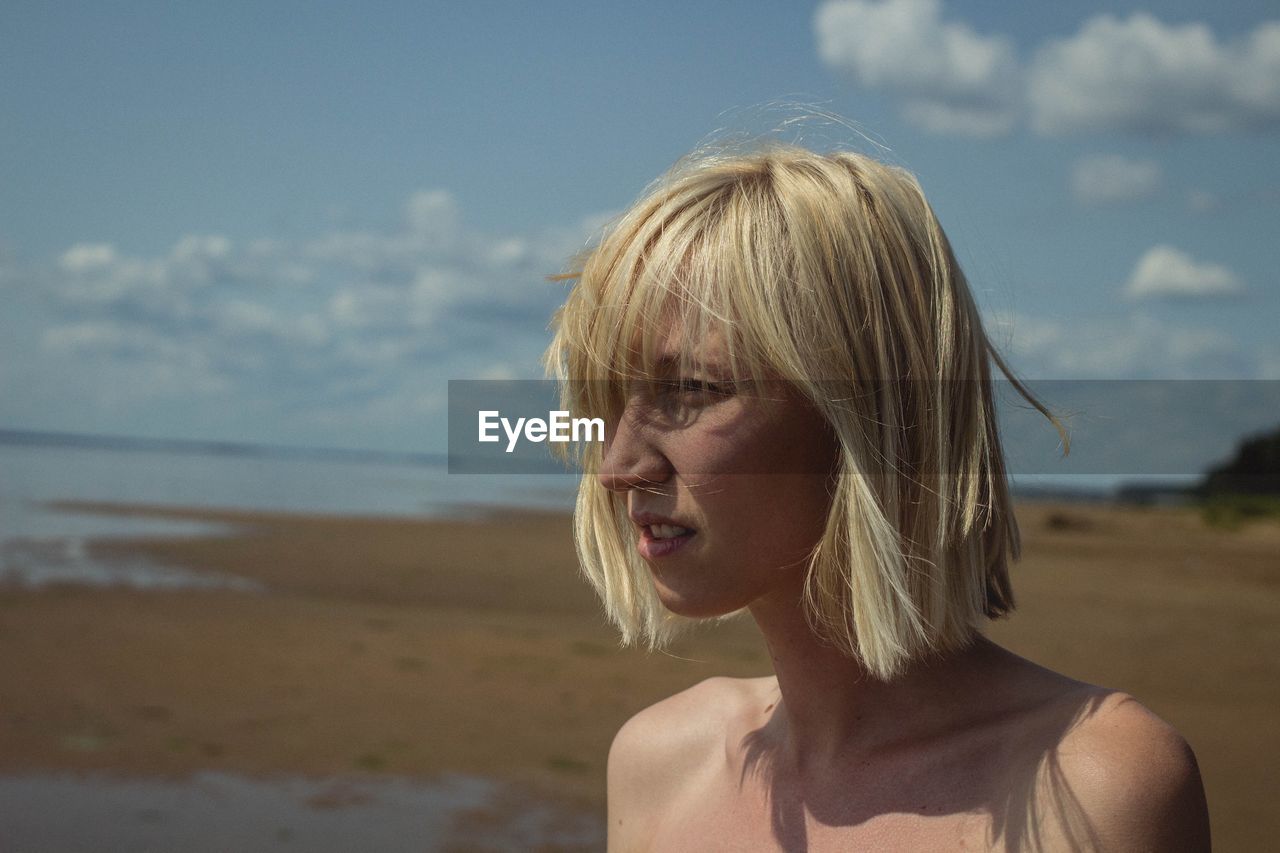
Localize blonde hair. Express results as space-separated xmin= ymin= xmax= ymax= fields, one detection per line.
xmin=543 ymin=141 xmax=1064 ymax=680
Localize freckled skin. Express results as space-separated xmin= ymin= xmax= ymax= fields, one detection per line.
xmin=597 ymin=334 xmax=838 ymax=620
xmin=597 ymin=332 xmax=1210 ymax=852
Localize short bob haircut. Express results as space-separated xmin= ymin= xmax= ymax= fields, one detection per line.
xmin=543 ymin=141 xmax=1063 ymax=680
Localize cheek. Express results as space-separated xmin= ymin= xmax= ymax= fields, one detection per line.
xmin=703 ymin=473 xmax=831 ymax=569
xmin=645 ymin=477 xmax=833 ymax=618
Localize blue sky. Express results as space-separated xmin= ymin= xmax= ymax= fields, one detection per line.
xmin=2 ymin=0 xmax=1277 ymax=455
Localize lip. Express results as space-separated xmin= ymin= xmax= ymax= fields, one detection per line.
xmin=629 ymin=510 xmax=696 ymax=529
xmin=630 ymin=511 xmax=698 ymax=560
xmin=637 ymin=524 xmax=696 ymax=559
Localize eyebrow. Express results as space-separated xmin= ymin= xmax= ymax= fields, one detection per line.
xmin=651 ymin=354 xmax=726 ymax=375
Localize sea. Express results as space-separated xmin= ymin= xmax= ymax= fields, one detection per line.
xmin=1 ymin=426 xmax=1192 ymax=592
xmin=0 ymin=430 xmax=579 ymax=590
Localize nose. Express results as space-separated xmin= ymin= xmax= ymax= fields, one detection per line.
xmin=596 ymin=402 xmax=673 ymax=493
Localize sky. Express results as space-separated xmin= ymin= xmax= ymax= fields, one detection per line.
xmin=2 ymin=0 xmax=1277 ymax=458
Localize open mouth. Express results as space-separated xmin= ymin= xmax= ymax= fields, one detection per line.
xmin=646 ymin=523 xmax=693 ymax=540
xmin=638 ymin=524 xmax=696 ymax=559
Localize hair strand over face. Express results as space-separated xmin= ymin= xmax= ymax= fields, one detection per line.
xmin=543 ymin=141 xmax=1066 ymax=680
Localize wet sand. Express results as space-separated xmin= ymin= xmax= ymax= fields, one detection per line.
xmin=0 ymin=770 xmax=605 ymax=851
xmin=0 ymin=499 xmax=1276 ymax=850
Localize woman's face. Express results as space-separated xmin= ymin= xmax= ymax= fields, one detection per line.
xmin=596 ymin=328 xmax=839 ymax=617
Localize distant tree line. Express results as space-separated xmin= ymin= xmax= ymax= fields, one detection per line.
xmin=1198 ymin=424 xmax=1280 ymax=496
xmin=1191 ymin=424 xmax=1280 ymax=528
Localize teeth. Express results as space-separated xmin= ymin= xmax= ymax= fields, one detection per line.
xmin=649 ymin=524 xmax=691 ymax=539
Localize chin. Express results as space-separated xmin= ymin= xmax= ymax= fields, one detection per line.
xmin=651 ymin=578 xmax=753 ymax=619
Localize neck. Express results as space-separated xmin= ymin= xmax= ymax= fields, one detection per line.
xmin=746 ymin=572 xmax=993 ymax=777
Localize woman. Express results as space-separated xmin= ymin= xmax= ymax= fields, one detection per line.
xmin=543 ymin=142 xmax=1210 ymax=851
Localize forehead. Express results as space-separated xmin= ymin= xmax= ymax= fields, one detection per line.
xmin=650 ymin=320 xmax=729 ymax=369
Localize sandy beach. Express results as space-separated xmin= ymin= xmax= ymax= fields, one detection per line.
xmin=1 ymin=499 xmax=1277 ymax=850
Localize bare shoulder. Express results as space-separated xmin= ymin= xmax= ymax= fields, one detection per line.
xmin=606 ymin=676 xmax=757 ymax=852
xmin=1053 ymin=690 xmax=1210 ymax=852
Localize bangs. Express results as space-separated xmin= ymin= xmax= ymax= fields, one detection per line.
xmin=543 ymin=141 xmax=1053 ymax=678
xmin=547 ymin=169 xmax=785 ymax=433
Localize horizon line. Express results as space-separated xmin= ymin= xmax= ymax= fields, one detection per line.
xmin=0 ymin=426 xmax=448 ymax=467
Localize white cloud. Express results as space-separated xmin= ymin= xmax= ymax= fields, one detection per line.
xmin=170 ymin=234 xmax=232 ymax=263
xmin=486 ymin=237 xmax=530 ymax=268
xmin=476 ymin=363 xmax=519 ymax=381
xmin=212 ymin=299 xmax=278 ymax=336
xmin=32 ymin=191 xmax=608 ymax=420
xmin=59 ymin=243 xmax=118 ymax=274
xmin=1124 ymin=245 xmax=1243 ymax=300
xmin=814 ymin=0 xmax=1020 ymax=137
xmin=51 ymin=234 xmax=271 ymax=324
xmin=54 ymin=251 xmax=187 ymax=319
xmin=324 ymin=265 xmax=481 ymax=335
xmin=40 ymin=320 xmax=233 ymax=398
xmin=1029 ymin=14 xmax=1280 ymax=136
xmin=166 ymin=234 xmax=234 ymax=287
xmin=815 ymin=4 xmax=1280 ymax=138
xmin=1071 ymin=154 xmax=1162 ymax=205
xmin=42 ymin=320 xmax=166 ymax=358
xmin=208 ymin=300 xmax=329 ymax=348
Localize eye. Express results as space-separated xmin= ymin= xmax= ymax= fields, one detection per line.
xmin=621 ymin=377 xmax=735 ymax=424
xmin=665 ymin=378 xmax=734 ymax=402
